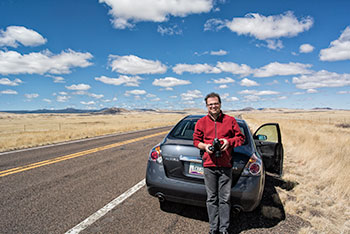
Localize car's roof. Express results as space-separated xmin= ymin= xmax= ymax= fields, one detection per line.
xmin=183 ymin=114 xmax=245 ymax=124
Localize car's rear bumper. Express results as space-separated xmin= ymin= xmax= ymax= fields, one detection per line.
xmin=146 ymin=161 xmax=264 ymax=212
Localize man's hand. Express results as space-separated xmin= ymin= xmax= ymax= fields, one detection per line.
xmin=220 ymin=138 xmax=229 ymax=151
xmin=205 ymin=144 xmax=214 ymax=154
xmin=198 ymin=142 xmax=214 ymax=154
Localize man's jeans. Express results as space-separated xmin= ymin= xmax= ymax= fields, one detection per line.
xmin=204 ymin=167 xmax=232 ymax=232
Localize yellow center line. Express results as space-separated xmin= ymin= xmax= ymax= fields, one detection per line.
xmin=0 ymin=131 xmax=168 ymax=178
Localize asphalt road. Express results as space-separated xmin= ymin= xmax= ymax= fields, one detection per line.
xmin=0 ymin=127 xmax=309 ymax=234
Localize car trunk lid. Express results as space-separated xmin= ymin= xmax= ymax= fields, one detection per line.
xmin=161 ymin=138 xmax=250 ymax=185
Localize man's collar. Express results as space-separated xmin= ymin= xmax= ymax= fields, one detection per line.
xmin=208 ymin=111 xmax=223 ymax=121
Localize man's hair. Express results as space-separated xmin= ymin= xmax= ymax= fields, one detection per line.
xmin=205 ymin=92 xmax=221 ymax=104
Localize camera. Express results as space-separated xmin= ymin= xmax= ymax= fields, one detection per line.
xmin=208 ymin=138 xmax=222 ymax=158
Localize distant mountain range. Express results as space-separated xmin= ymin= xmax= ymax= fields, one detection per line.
xmin=0 ymin=106 xmax=335 ymax=114
xmin=0 ymin=107 xmax=129 ymax=114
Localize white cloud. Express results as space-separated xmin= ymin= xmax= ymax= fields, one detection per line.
xmin=66 ymin=84 xmax=91 ymax=91
xmin=95 ymin=75 xmax=142 ymax=87
xmin=0 ymin=89 xmax=18 ymax=95
xmin=292 ymin=70 xmax=350 ymax=89
xmin=258 ymin=90 xmax=280 ymax=95
xmin=73 ymin=91 xmax=88 ymax=95
xmin=173 ymin=63 xmax=220 ymax=74
xmin=81 ymin=101 xmax=96 ymax=105
xmin=43 ymin=98 xmax=52 ymax=103
xmin=319 ymin=26 xmax=350 ymax=61
xmin=204 ymin=18 xmax=226 ymax=31
xmin=89 ymin=93 xmax=104 ymax=99
xmin=99 ymin=0 xmax=213 ymax=29
xmin=24 ymin=93 xmax=39 ymax=99
xmin=242 ymin=95 xmax=260 ymax=102
xmin=210 ymin=77 xmax=235 ymax=84
xmin=254 ymin=62 xmax=312 ymax=77
xmin=45 ymin=75 xmax=66 ymax=83
xmin=125 ymin=89 xmax=147 ymax=96
xmin=102 ymin=99 xmax=112 ymax=103
xmin=221 ymin=93 xmax=239 ymax=102
xmin=221 ymin=93 xmax=229 ymax=99
xmin=205 ymin=11 xmax=313 ymax=50
xmin=224 ymin=11 xmax=313 ymax=40
xmin=157 ymin=25 xmax=182 ymax=35
xmin=227 ymin=96 xmax=239 ymax=101
xmin=172 ymin=61 xmax=311 ymax=78
xmin=210 ymin=49 xmax=228 ymax=56
xmin=240 ymin=78 xmax=259 ymax=87
xmin=219 ymin=84 xmax=228 ymax=89
xmin=56 ymin=95 xmax=70 ymax=102
xmin=265 ymin=39 xmax=283 ymax=50
xmin=151 ymin=97 xmax=161 ymax=102
xmin=293 ymin=91 xmax=304 ymax=95
xmin=338 ymin=91 xmax=350 ymax=94
xmin=152 ymin=77 xmax=191 ymax=89
xmin=181 ymin=90 xmax=203 ymax=100
xmin=146 ymin=93 xmax=156 ymax=98
xmin=109 ymin=55 xmax=167 ymax=75
xmin=0 ymin=78 xmax=22 ymax=86
xmin=0 ymin=26 xmax=47 ymax=48
xmin=53 ymin=76 xmax=65 ymax=83
xmin=306 ymin=88 xmax=318 ymax=93
xmin=216 ymin=62 xmax=252 ymax=76
xmin=0 ymin=49 xmax=93 ymax=75
xmin=194 ymin=51 xmax=209 ymax=56
xmin=299 ymin=43 xmax=314 ymax=53
xmin=239 ymin=89 xmax=279 ymax=95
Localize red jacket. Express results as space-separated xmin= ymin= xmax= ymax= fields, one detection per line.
xmin=193 ymin=112 xmax=245 ymax=168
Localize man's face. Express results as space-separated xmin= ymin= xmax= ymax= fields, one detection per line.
xmin=206 ymin=97 xmax=221 ymax=116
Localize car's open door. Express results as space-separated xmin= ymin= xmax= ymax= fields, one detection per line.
xmin=253 ymin=123 xmax=284 ymax=177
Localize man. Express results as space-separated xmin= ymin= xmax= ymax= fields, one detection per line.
xmin=193 ymin=92 xmax=245 ymax=234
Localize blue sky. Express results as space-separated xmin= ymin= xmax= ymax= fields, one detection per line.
xmin=0 ymin=0 xmax=350 ymax=111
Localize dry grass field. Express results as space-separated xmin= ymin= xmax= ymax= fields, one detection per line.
xmin=1 ymin=109 xmax=349 ymax=233
xmin=0 ymin=112 xmax=186 ymax=152
xmin=242 ymin=110 xmax=350 ymax=234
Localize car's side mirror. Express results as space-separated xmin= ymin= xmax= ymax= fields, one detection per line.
xmin=256 ymin=134 xmax=267 ymax=141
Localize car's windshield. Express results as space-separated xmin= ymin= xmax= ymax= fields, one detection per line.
xmin=169 ymin=118 xmax=247 ymax=144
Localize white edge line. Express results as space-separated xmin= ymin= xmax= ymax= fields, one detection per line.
xmin=65 ymin=179 xmax=146 ymax=234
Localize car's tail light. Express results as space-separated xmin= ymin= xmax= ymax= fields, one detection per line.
xmin=242 ymin=153 xmax=262 ymax=176
xmin=149 ymin=146 xmax=162 ymax=164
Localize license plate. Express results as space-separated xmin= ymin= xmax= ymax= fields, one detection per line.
xmin=189 ymin=162 xmax=204 ymax=175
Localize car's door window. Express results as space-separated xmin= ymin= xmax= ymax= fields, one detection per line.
xmin=253 ymin=123 xmax=283 ymax=176
xmin=254 ymin=125 xmax=278 ymax=143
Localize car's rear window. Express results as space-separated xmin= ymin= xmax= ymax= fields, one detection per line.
xmin=169 ymin=119 xmax=197 ymax=140
xmin=169 ymin=119 xmax=247 ymax=144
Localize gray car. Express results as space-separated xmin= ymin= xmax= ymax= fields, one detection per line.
xmin=146 ymin=115 xmax=283 ymax=212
